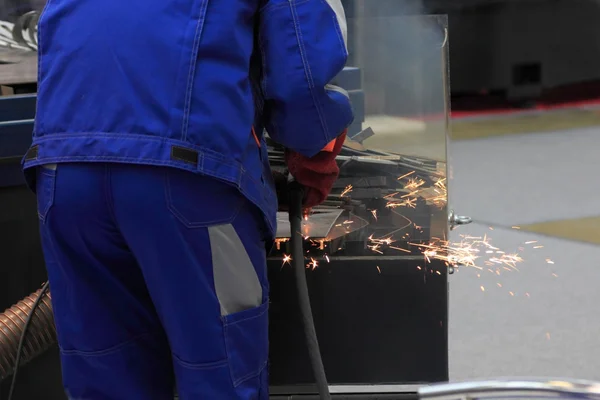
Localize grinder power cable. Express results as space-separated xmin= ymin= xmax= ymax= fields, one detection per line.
xmin=288 ymin=180 xmax=331 ymax=400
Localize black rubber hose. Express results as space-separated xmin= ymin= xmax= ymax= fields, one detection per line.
xmin=288 ymin=182 xmax=331 ymax=400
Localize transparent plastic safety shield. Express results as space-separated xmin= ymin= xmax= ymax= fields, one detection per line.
xmin=273 ymin=15 xmax=450 ymax=261
xmin=269 ymin=14 xmax=451 ymax=394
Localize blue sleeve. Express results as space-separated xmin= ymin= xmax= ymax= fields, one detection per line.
xmin=257 ymin=0 xmax=355 ymax=158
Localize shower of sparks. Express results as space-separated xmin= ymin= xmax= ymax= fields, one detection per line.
xmin=367 ymin=234 xmax=396 ymax=254
xmin=276 ymin=165 xmax=560 ymax=287
xmin=386 ymin=198 xmax=417 ymax=209
xmin=309 ymin=239 xmax=326 ymax=251
xmin=397 ymin=171 xmax=416 ymax=180
xmin=370 ymin=209 xmax=378 ymax=220
xmin=405 ymin=177 xmax=426 ymax=191
xmin=385 ymin=171 xmax=447 ymax=210
xmin=279 ymin=216 xmax=554 ymax=284
xmin=307 ymin=258 xmax=319 ymax=270
xmin=341 ymin=185 xmax=353 ymax=197
xmin=408 ymin=234 xmax=523 ymax=272
xmin=274 ymin=238 xmax=289 ymax=250
xmin=390 ymin=246 xmax=411 ymax=253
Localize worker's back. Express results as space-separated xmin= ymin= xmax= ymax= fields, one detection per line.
xmin=25 ymin=0 xmax=354 ymax=235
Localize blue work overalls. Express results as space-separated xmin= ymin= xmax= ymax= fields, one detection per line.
xmin=23 ymin=0 xmax=353 ymax=398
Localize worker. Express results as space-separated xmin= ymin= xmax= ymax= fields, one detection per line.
xmin=22 ymin=0 xmax=353 ymax=399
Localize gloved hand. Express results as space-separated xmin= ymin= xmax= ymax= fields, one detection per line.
xmin=285 ymin=130 xmax=346 ymax=209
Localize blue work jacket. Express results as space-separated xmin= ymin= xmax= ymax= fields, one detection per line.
xmin=22 ymin=0 xmax=354 ymax=236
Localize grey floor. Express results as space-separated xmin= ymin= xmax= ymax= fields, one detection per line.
xmin=447 ymin=125 xmax=600 ymax=381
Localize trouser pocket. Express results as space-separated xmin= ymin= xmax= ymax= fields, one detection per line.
xmin=223 ymin=299 xmax=269 ymax=387
xmin=36 ymin=165 xmax=57 ymax=222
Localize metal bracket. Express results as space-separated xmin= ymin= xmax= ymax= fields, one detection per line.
xmin=448 ymin=209 xmax=472 ymax=231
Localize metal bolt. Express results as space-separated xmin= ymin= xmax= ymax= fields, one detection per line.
xmin=449 ymin=209 xmax=473 ymax=230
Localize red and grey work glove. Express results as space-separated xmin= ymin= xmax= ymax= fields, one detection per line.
xmin=285 ymin=130 xmax=347 ymax=209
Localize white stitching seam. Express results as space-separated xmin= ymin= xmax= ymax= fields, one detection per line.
xmin=181 ymin=0 xmax=210 ymax=142
xmin=288 ymin=0 xmax=331 ymax=140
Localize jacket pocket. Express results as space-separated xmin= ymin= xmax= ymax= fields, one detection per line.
xmin=223 ymin=299 xmax=269 ymax=387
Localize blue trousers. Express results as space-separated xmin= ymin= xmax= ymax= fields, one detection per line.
xmin=35 ymin=163 xmax=270 ymax=399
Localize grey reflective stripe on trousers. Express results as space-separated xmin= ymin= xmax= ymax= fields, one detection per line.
xmin=208 ymin=224 xmax=262 ymax=316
